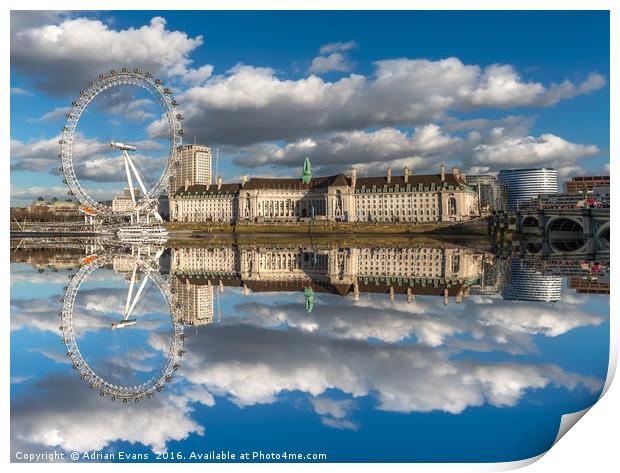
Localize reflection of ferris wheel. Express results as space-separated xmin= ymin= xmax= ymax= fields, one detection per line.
xmin=59 ymin=68 xmax=184 ymax=218
xmin=59 ymin=253 xmax=185 ymax=402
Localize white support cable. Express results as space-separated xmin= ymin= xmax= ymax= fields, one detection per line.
xmin=125 ymin=151 xmax=148 ymax=197
xmin=122 ymin=151 xmax=137 ymax=205
xmin=124 ymin=265 xmax=138 ymax=318
xmin=126 ymin=272 xmax=150 ymax=320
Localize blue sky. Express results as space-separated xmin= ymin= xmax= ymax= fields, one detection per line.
xmin=10 ymin=10 xmax=609 ymax=205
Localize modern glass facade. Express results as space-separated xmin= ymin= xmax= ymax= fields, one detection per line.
xmin=498 ymin=168 xmax=559 ymax=211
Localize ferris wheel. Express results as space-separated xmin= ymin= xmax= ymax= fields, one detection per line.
xmin=59 ymin=251 xmax=186 ymax=402
xmin=59 ymin=68 xmax=184 ymax=219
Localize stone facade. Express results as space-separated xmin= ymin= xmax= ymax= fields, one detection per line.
xmin=170 ymin=179 xmax=241 ymax=223
xmin=169 ymin=163 xmax=480 ymax=224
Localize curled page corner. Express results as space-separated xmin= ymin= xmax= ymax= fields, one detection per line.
xmin=548 ymin=290 xmax=618 ymax=451
xmin=553 ymin=407 xmax=592 ymax=446
xmin=493 ymin=452 xmax=546 ymax=471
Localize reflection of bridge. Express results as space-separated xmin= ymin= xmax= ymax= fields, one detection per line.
xmin=11 ymin=220 xmax=104 ymax=234
xmin=512 ymin=208 xmax=609 ymax=257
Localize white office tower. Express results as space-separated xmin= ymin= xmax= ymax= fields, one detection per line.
xmin=171 ymin=145 xmax=212 ymax=192
xmin=501 ymin=260 xmax=563 ymax=302
xmin=171 ymin=276 xmax=214 ymax=326
xmin=498 ymin=168 xmax=558 ymax=211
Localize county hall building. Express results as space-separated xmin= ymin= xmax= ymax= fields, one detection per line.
xmin=170 ymin=157 xmax=480 ymax=224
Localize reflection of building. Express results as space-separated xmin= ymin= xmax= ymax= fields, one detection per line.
xmin=171 ymin=245 xmax=487 ymax=305
xmin=170 ymin=161 xmax=480 ymax=224
xmin=498 ymin=168 xmax=559 ymax=211
xmin=569 ymin=276 xmax=610 ymax=295
xmin=112 ymin=188 xmax=141 ymax=213
xmin=565 ymin=176 xmax=610 ymax=194
xmin=501 ymin=260 xmax=563 ymax=302
xmin=470 ymin=257 xmax=510 ymax=296
xmin=171 ymin=145 xmax=212 ymax=193
xmin=171 ymin=276 xmax=214 ymax=326
xmin=466 ymin=175 xmax=506 ymax=213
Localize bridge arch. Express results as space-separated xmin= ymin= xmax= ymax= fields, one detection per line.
xmin=524 ymin=242 xmax=543 ymax=255
xmin=546 ymin=216 xmax=586 ymax=253
xmin=595 ymin=222 xmax=610 ymax=250
xmin=521 ymin=215 xmax=539 ymax=233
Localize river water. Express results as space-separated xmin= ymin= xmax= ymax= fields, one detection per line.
xmin=10 ymin=238 xmax=610 ymax=463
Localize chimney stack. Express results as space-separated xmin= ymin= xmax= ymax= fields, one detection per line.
xmin=217 ymin=177 xmax=222 ymax=190
xmin=387 ymin=167 xmax=392 ymax=184
xmin=452 ymin=166 xmax=461 ymax=181
xmin=241 ymin=175 xmax=248 ymax=186
xmin=440 ymin=163 xmax=446 ymax=182
xmin=404 ymin=166 xmax=409 ymax=183
xmin=351 ymin=167 xmax=357 ymax=188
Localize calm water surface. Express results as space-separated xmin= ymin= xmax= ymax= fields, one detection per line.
xmin=10 ymin=239 xmax=610 ymax=462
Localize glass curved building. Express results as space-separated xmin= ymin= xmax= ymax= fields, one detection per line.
xmin=498 ymin=168 xmax=559 ymax=211
xmin=501 ymin=260 xmax=563 ymax=302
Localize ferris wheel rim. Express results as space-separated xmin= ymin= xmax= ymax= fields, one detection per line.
xmin=60 ymin=69 xmax=183 ymax=217
xmin=60 ymin=255 xmax=184 ymax=401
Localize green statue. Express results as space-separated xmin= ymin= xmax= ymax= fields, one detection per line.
xmin=304 ymin=286 xmax=314 ymax=313
xmin=302 ymin=156 xmax=312 ymax=184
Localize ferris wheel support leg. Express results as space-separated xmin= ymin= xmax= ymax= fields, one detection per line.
xmin=125 ymin=265 xmax=138 ymax=317
xmin=125 ymin=152 xmax=149 ymax=197
xmin=126 ymin=273 xmax=150 ymax=320
xmin=153 ymin=209 xmax=164 ymax=222
xmin=122 ymin=151 xmax=137 ymax=205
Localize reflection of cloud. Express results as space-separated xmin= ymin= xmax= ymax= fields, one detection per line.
xmin=28 ymin=348 xmax=71 ymax=365
xmin=11 ymin=375 xmax=208 ymax=454
xmin=11 ymin=285 xmax=170 ymax=336
xmin=311 ymin=396 xmax=359 ymax=430
xmin=179 ymin=324 xmax=602 ymax=414
xmin=320 ymin=417 xmax=359 ymax=430
xmin=11 ymin=375 xmax=34 ymax=384
xmin=232 ymin=292 xmax=605 ymax=353
xmin=311 ymin=396 xmax=356 ymax=419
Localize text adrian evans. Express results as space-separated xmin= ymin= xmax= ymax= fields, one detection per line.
xmin=16 ymin=450 xmax=329 ymax=462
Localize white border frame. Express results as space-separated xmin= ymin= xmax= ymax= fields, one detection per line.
xmin=3 ymin=2 xmax=617 ymax=471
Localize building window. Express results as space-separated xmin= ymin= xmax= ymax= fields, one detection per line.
xmin=448 ymin=197 xmax=457 ymax=216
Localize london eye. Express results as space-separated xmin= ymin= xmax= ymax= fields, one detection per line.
xmin=59 ymin=68 xmax=184 ymax=220
xmin=59 ymin=251 xmax=185 ymax=402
